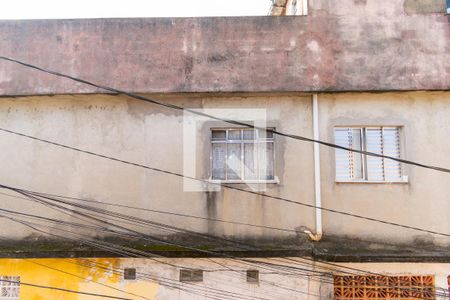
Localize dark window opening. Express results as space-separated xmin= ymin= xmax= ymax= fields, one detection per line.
xmin=124 ymin=268 xmax=136 ymax=280
xmin=180 ymin=269 xmax=203 ymax=282
xmin=247 ymin=270 xmax=259 ymax=283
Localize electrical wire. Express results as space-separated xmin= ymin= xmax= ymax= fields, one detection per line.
xmin=2 ymin=208 xmax=446 ymax=299
xmin=0 ymin=55 xmax=448 ymax=174
xmin=6 ymin=190 xmax=295 ymax=233
xmin=0 ymin=188 xmax=344 ymax=293
xmin=9 ymin=188 xmax=326 ymax=298
xmin=0 ymin=130 xmax=449 ymax=239
xmin=0 ymin=53 xmax=449 ymax=298
xmin=0 ymin=214 xmax=324 ymax=299
xmin=1 ymin=188 xmax=447 ymax=299
xmin=6 ymin=218 xmax=256 ymax=300
xmin=0 ymin=278 xmax=133 ymax=299
xmin=3 ymin=186 xmax=442 ymax=284
xmin=16 ymin=220 xmax=294 ymax=300
xmin=25 ymin=260 xmax=152 ymax=300
xmin=0 ymin=189 xmax=442 ymax=256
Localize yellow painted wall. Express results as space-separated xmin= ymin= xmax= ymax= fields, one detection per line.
xmin=0 ymin=258 xmax=159 ymax=300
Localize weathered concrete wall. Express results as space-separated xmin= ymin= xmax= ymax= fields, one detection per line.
xmin=0 ymin=257 xmax=449 ymax=299
xmin=0 ymin=257 xmax=319 ymax=299
xmin=319 ymin=91 xmax=450 ymax=248
xmin=0 ymin=94 xmax=316 ymax=245
xmin=0 ymin=0 xmax=449 ymax=96
xmin=0 ymin=91 xmax=449 ymax=260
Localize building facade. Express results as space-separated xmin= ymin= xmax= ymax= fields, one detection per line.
xmin=0 ymin=0 xmax=449 ymax=299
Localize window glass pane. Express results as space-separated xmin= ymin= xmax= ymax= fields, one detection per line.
xmin=258 ymin=142 xmax=274 ymax=180
xmin=365 ymin=128 xmax=384 ymax=181
xmin=211 ymin=130 xmax=226 ymax=140
xmin=334 ymin=128 xmax=353 ymax=180
xmin=227 ymin=143 xmax=242 ymax=180
xmin=244 ymin=143 xmax=257 ymax=180
xmin=227 ymin=130 xmax=241 ymax=140
xmin=243 ymin=129 xmax=255 ymax=140
xmin=351 ymin=128 xmax=364 ymax=179
xmin=383 ymin=127 xmax=402 ymax=181
xmin=212 ymin=143 xmax=226 ymax=180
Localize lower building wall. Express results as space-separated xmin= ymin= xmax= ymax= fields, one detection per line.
xmin=0 ymin=257 xmax=449 ymax=300
xmin=0 ymin=257 xmax=315 ymax=300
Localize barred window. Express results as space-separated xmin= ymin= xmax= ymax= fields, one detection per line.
xmin=334 ymin=127 xmax=403 ymax=182
xmin=211 ymin=128 xmax=274 ymax=182
xmin=334 ymin=275 xmax=435 ymax=300
xmin=0 ymin=276 xmax=20 ymax=300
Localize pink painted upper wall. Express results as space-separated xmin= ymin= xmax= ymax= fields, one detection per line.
xmin=0 ymin=0 xmax=449 ymax=95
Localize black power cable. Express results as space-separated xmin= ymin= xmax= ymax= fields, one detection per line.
xmin=1 ymin=206 xmax=446 ymax=299
xmin=0 ymin=279 xmax=133 ymax=299
xmin=0 ymin=131 xmax=449 ymax=238
xmin=0 ymin=55 xmax=448 ymax=174
xmin=2 ymin=185 xmax=448 ymax=299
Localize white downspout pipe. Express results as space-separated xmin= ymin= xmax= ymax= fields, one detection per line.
xmin=308 ymin=93 xmax=323 ymax=241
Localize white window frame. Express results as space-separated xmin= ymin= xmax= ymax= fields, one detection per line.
xmin=0 ymin=276 xmax=20 ymax=300
xmin=296 ymin=0 xmax=308 ymax=16
xmin=210 ymin=128 xmax=277 ymax=183
xmin=334 ymin=126 xmax=407 ymax=183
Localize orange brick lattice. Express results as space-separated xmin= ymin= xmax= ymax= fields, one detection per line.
xmin=334 ymin=275 xmax=435 ymax=300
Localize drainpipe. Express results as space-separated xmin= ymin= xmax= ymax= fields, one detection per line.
xmin=307 ymin=93 xmax=323 ymax=242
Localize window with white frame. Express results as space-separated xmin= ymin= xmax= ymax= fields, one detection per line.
xmin=211 ymin=128 xmax=274 ymax=182
xmin=0 ymin=276 xmax=20 ymax=300
xmin=334 ymin=127 xmax=403 ymax=182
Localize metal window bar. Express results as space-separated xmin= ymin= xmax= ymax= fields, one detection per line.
xmin=211 ymin=128 xmax=274 ymax=181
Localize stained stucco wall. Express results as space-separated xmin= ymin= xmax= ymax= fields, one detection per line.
xmin=0 ymin=0 xmax=448 ymax=95
xmin=0 ymin=92 xmax=448 ymax=254
xmin=0 ymin=257 xmax=449 ymax=299
xmin=0 ymin=94 xmax=315 ymax=245
xmin=319 ymin=91 xmax=450 ymax=247
xmin=0 ymin=257 xmax=318 ymax=300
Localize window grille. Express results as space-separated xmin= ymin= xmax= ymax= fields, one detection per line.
xmin=211 ymin=128 xmax=274 ymax=182
xmin=333 ymin=275 xmax=435 ymax=300
xmin=334 ymin=127 xmax=402 ymax=181
xmin=0 ymin=276 xmax=20 ymax=300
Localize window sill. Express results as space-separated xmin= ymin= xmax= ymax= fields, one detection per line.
xmin=335 ymin=180 xmax=408 ymax=184
xmin=208 ymin=178 xmax=280 ymax=185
